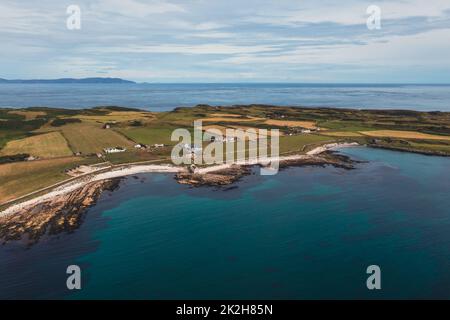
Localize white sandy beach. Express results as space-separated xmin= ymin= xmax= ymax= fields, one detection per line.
xmin=0 ymin=164 xmax=183 ymax=218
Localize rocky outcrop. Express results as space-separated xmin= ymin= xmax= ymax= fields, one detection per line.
xmin=0 ymin=151 xmax=360 ymax=245
xmin=280 ymin=151 xmax=360 ymax=170
xmin=176 ymin=165 xmax=252 ymax=186
xmin=175 ymin=151 xmax=359 ymax=187
xmin=0 ymin=179 xmax=121 ymax=245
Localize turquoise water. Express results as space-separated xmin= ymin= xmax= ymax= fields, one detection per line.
xmin=1 ymin=83 xmax=450 ymax=111
xmin=1 ymin=147 xmax=450 ymax=299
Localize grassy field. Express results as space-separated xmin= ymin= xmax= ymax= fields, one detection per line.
xmin=279 ymin=134 xmax=334 ymax=154
xmin=0 ymin=109 xmax=48 ymax=149
xmin=208 ymin=113 xmax=243 ymax=117
xmin=118 ymin=125 xmax=193 ymax=146
xmin=320 ymin=131 xmax=364 ymax=137
xmin=8 ymin=110 xmax=47 ymax=120
xmin=59 ymin=122 xmax=135 ymax=154
xmin=317 ymin=120 xmax=376 ymax=131
xmin=0 ymin=132 xmax=73 ymax=158
xmin=0 ymin=130 xmax=29 ymax=150
xmin=264 ymin=119 xmax=317 ymax=129
xmin=407 ymin=141 xmax=450 ymax=153
xmin=202 ymin=116 xmax=264 ymax=123
xmin=65 ymin=111 xmax=155 ymax=123
xmin=1 ymin=105 xmax=449 ymax=204
xmin=104 ymin=150 xmax=168 ymax=164
xmin=0 ymin=157 xmax=92 ymax=203
xmin=360 ymin=130 xmax=450 ymax=141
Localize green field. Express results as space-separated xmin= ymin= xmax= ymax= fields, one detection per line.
xmin=59 ymin=122 xmax=135 ymax=154
xmin=279 ymin=134 xmax=336 ymax=154
xmin=118 ymin=125 xmax=193 ymax=146
xmin=0 ymin=157 xmax=96 ymax=203
xmin=0 ymin=132 xmax=73 ymax=158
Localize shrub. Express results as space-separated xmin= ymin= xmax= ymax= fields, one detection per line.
xmin=50 ymin=118 xmax=82 ymax=127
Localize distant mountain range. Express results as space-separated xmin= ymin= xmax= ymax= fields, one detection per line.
xmin=0 ymin=77 xmax=136 ymax=84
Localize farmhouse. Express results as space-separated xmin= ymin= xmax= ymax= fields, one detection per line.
xmin=104 ymin=147 xmax=126 ymax=154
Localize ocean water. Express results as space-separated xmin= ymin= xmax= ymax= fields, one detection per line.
xmin=0 ymin=147 xmax=449 ymax=299
xmin=0 ymin=83 xmax=449 ymax=111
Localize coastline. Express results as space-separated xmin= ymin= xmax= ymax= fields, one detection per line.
xmin=0 ymin=142 xmax=359 ymax=218
xmin=0 ymin=142 xmax=362 ymax=244
xmin=368 ymin=144 xmax=450 ymax=157
xmin=0 ymin=164 xmax=183 ymax=218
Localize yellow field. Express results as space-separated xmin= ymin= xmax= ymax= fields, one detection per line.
xmin=0 ymin=132 xmax=73 ymax=158
xmin=8 ymin=110 xmax=47 ymax=120
xmin=0 ymin=157 xmax=85 ymax=203
xmin=66 ymin=111 xmax=155 ymax=123
xmin=60 ymin=122 xmax=134 ymax=154
xmin=208 ymin=113 xmax=243 ymax=118
xmin=203 ymin=125 xmax=282 ymax=138
xmin=264 ymin=119 xmax=317 ymax=129
xmin=202 ymin=125 xmax=229 ymax=133
xmin=321 ymin=131 xmax=363 ymax=137
xmin=201 ymin=116 xmax=264 ymax=123
xmin=228 ymin=125 xmax=283 ymax=137
xmin=360 ymin=130 xmax=450 ymax=141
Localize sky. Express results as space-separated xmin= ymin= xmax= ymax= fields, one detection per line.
xmin=1 ymin=0 xmax=450 ymax=83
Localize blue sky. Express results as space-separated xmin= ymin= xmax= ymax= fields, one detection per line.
xmin=1 ymin=0 xmax=450 ymax=83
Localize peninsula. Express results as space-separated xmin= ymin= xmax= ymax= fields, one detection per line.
xmin=0 ymin=77 xmax=136 ymax=84
xmin=0 ymin=104 xmax=449 ymax=244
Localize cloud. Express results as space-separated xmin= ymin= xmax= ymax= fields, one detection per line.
xmin=90 ymin=43 xmax=280 ymax=55
xmin=246 ymin=0 xmax=450 ymax=26
xmin=91 ymin=0 xmax=185 ymax=18
xmin=0 ymin=0 xmax=449 ymax=82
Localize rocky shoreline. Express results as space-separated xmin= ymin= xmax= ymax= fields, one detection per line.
xmin=368 ymin=144 xmax=450 ymax=157
xmin=0 ymin=179 xmax=121 ymax=245
xmin=176 ymin=165 xmax=252 ymax=186
xmin=175 ymin=150 xmax=359 ymax=186
xmin=0 ymin=148 xmax=360 ymax=245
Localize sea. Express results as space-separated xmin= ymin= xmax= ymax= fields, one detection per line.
xmin=1 ymin=83 xmax=450 ymax=299
xmin=0 ymin=147 xmax=449 ymax=299
xmin=0 ymin=83 xmax=449 ymax=111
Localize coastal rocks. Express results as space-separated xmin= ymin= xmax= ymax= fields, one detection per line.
xmin=0 ymin=179 xmax=121 ymax=246
xmin=175 ymin=152 xmax=359 ymax=187
xmin=280 ymin=151 xmax=360 ymax=170
xmin=175 ymin=165 xmax=252 ymax=186
xmin=0 ymin=151 xmax=360 ymax=245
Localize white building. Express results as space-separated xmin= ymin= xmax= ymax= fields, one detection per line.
xmin=104 ymin=147 xmax=126 ymax=154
